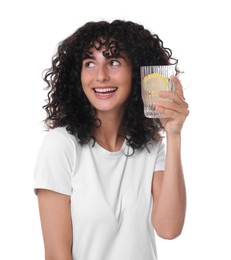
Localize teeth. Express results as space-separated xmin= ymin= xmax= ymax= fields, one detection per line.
xmin=94 ymin=88 xmax=117 ymax=93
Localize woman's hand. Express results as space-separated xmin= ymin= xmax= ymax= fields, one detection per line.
xmin=154 ymin=75 xmax=189 ymax=135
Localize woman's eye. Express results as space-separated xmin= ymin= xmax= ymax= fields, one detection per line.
xmin=110 ymin=60 xmax=120 ymax=66
xmin=84 ymin=61 xmax=95 ymax=68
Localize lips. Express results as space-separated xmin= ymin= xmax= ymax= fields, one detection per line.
xmin=94 ymin=87 xmax=118 ymax=94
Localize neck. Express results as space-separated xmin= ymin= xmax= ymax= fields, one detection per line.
xmin=94 ymin=111 xmax=125 ymax=152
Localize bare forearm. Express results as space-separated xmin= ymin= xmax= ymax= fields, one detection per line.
xmin=45 ymin=253 xmax=72 ymax=260
xmin=153 ymin=134 xmax=186 ymax=239
xmin=37 ymin=190 xmax=73 ymax=260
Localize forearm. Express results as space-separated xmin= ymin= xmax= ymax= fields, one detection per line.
xmin=45 ymin=252 xmax=72 ymax=260
xmin=153 ymin=133 xmax=186 ymax=239
xmin=37 ymin=189 xmax=73 ymax=260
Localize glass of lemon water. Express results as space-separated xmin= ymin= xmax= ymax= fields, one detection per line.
xmin=140 ymin=65 xmax=175 ymax=118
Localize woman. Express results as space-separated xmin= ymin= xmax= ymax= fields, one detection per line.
xmin=34 ymin=20 xmax=189 ymax=260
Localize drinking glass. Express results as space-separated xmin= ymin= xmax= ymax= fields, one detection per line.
xmin=140 ymin=65 xmax=175 ymax=118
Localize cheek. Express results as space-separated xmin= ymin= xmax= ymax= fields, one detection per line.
xmin=80 ymin=79 xmax=88 ymax=97
xmin=81 ymin=72 xmax=91 ymax=90
xmin=123 ymin=73 xmax=133 ymax=91
xmin=80 ymin=71 xmax=86 ymax=86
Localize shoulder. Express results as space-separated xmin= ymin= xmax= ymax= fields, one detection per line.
xmin=34 ymin=127 xmax=78 ymax=195
xmin=44 ymin=126 xmax=75 ymax=139
xmin=43 ymin=127 xmax=78 ymax=145
xmin=41 ymin=127 xmax=81 ymax=155
xmin=35 ymin=127 xmax=81 ymax=173
xmin=145 ymin=139 xmax=165 ymax=154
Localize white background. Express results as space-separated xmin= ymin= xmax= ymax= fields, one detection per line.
xmin=0 ymin=0 xmax=230 ymax=259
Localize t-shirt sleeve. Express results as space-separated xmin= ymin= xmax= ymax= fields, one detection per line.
xmin=153 ymin=141 xmax=166 ymax=172
xmin=34 ymin=129 xmax=75 ymax=196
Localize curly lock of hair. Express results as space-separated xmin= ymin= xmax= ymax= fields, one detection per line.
xmin=42 ymin=19 xmax=179 ymax=151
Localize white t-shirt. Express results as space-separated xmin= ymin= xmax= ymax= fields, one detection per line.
xmin=34 ymin=127 xmax=165 ymax=260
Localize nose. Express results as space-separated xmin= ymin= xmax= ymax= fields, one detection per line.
xmin=96 ymin=65 xmax=109 ymax=82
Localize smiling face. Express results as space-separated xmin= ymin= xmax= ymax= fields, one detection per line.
xmin=81 ymin=45 xmax=132 ymax=116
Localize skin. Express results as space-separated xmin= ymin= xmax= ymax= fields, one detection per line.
xmin=151 ymin=76 xmax=189 ymax=238
xmin=80 ymin=48 xmax=133 ymax=150
xmin=37 ymin=48 xmax=189 ymax=259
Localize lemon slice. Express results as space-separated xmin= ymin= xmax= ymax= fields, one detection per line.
xmin=143 ymin=73 xmax=171 ymax=96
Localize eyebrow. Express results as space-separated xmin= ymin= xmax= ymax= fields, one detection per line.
xmin=82 ymin=56 xmax=127 ymax=62
xmin=82 ymin=55 xmax=96 ymax=60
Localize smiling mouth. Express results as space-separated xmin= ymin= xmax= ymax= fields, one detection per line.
xmin=94 ymin=87 xmax=118 ymax=94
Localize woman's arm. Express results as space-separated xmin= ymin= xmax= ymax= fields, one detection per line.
xmin=37 ymin=189 xmax=73 ymax=260
xmin=151 ymin=76 xmax=189 ymax=239
xmin=152 ymin=135 xmax=186 ymax=239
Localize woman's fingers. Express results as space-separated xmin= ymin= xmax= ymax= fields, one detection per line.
xmin=153 ymin=75 xmax=189 ymax=120
xmin=154 ymin=100 xmax=188 ymax=116
xmin=157 ymin=91 xmax=188 ymax=108
xmin=156 ymin=75 xmax=188 ymax=109
xmin=171 ymin=75 xmax=184 ymax=98
xmin=152 ymin=75 xmax=189 ymax=134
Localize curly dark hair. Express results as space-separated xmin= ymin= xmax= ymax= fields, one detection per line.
xmin=43 ymin=20 xmax=179 ymax=151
